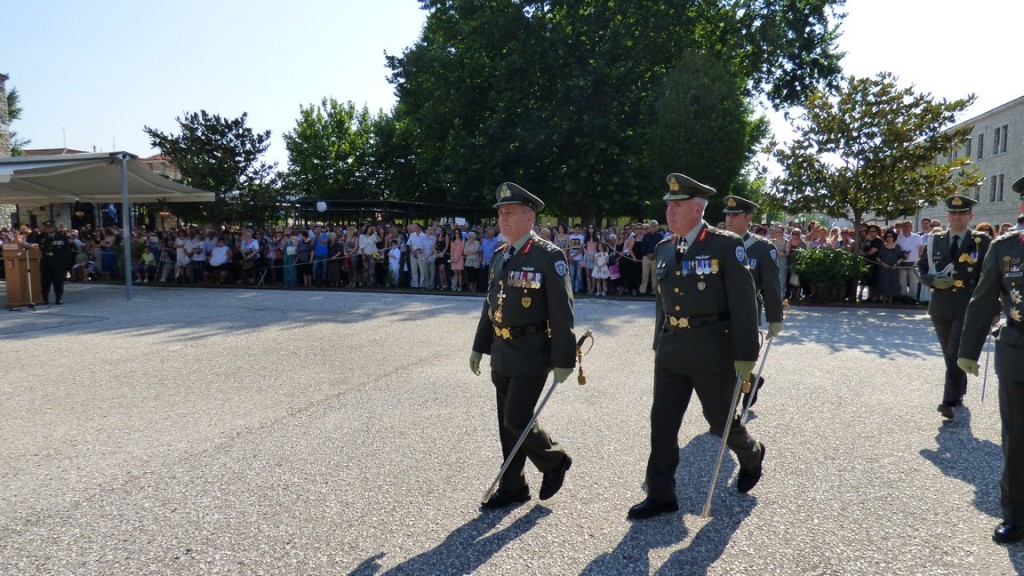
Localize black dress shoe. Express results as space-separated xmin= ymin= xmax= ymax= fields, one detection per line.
xmin=993 ymin=523 xmax=1024 ymax=544
xmin=937 ymin=404 xmax=954 ymax=419
xmin=737 ymin=442 xmax=765 ymax=493
xmin=539 ymin=455 xmax=572 ymax=500
xmin=627 ymin=498 xmax=679 ymax=520
xmin=480 ymin=485 xmax=530 ymax=509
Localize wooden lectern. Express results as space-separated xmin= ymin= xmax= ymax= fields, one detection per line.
xmin=3 ymin=244 xmax=44 ymax=309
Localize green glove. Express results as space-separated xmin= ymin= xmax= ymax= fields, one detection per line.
xmin=469 ymin=351 xmax=482 ymax=376
xmin=734 ymin=360 xmax=756 ymax=382
xmin=768 ymin=322 xmax=783 ymax=337
xmin=552 ymin=367 xmax=574 ymax=384
xmin=932 ymin=276 xmax=955 ymax=290
xmin=957 ymin=357 xmax=980 ymax=376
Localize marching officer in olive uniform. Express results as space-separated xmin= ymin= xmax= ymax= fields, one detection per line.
xmin=26 ymin=220 xmax=73 ymax=306
xmin=957 ymin=177 xmax=1024 ymax=544
xmin=470 ymin=182 xmax=576 ymax=509
xmin=918 ymin=194 xmax=992 ymax=419
xmin=723 ymin=195 xmax=784 ymax=407
xmin=628 ymin=173 xmax=765 ymax=520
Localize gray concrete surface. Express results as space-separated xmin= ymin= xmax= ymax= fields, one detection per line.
xmin=1 ymin=282 xmax=1022 ymax=575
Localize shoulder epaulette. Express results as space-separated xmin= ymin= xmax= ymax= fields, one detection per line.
xmin=656 ymin=234 xmax=675 ymax=246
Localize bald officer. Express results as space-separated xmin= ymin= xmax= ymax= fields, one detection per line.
xmin=470 ymin=182 xmax=576 ymax=509
xmin=918 ymin=194 xmax=992 ymax=420
xmin=958 ymin=177 xmax=1024 ymax=544
xmin=628 ymin=174 xmax=765 ymax=520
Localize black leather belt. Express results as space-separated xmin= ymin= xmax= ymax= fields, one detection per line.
xmin=951 ymin=278 xmax=978 ymax=289
xmin=493 ymin=321 xmax=549 ymax=340
xmin=664 ymin=311 xmax=730 ymax=329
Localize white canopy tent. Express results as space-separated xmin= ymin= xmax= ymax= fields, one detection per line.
xmin=0 ymin=152 xmax=215 ymax=299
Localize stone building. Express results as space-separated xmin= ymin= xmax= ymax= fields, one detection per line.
xmin=917 ymin=94 xmax=1024 ymax=228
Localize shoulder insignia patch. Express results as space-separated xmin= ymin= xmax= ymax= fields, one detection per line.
xmin=770 ymin=248 xmax=778 ymax=260
xmin=555 ymin=260 xmax=568 ymax=277
xmin=735 ymin=246 xmax=746 ymax=262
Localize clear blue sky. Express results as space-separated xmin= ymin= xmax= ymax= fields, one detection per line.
xmin=6 ymin=0 xmax=1023 ymax=170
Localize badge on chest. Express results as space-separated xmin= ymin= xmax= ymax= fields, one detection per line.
xmin=507 ymin=270 xmax=542 ymax=289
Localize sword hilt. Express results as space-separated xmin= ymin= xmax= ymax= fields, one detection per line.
xmin=575 ymin=329 xmax=593 ymax=385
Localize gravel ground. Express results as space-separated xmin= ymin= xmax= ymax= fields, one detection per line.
xmin=1 ymin=282 xmax=1022 ymax=575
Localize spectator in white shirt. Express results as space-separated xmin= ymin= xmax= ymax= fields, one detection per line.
xmin=895 ymin=219 xmax=924 ymax=302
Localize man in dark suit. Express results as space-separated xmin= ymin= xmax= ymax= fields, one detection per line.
xmin=26 ymin=220 xmax=73 ymax=305
xmin=918 ymin=194 xmax=992 ymax=420
xmin=958 ymin=177 xmax=1024 ymax=544
xmin=470 ymin=182 xmax=577 ymax=509
xmin=723 ymin=195 xmax=784 ymax=407
xmin=628 ymin=173 xmax=765 ymax=520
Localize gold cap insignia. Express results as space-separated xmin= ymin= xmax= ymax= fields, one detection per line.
xmin=727 ymin=198 xmax=737 ymax=207
xmin=669 ymin=176 xmax=680 ymax=191
xmin=951 ymin=197 xmax=963 ymax=206
xmin=498 ymin=184 xmax=512 ymax=200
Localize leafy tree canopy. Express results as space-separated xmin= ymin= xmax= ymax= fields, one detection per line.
xmin=144 ymin=111 xmax=279 ymax=225
xmin=283 ymin=99 xmax=386 ymax=201
xmin=768 ymin=72 xmax=979 ymax=244
xmin=386 ymin=0 xmax=844 ymax=222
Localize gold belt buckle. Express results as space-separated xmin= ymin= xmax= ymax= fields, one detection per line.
xmin=494 ymin=326 xmax=512 ymax=340
xmin=669 ymin=315 xmax=690 ymax=328
xmin=953 ymin=279 xmax=964 ymax=288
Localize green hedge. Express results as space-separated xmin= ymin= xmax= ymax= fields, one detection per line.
xmin=794 ymin=247 xmax=867 ymax=296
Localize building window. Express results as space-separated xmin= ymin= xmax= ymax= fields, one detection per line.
xmin=1000 ymin=124 xmax=1008 ymax=154
xmin=965 ymin=138 xmax=972 ymax=158
xmin=978 ymin=133 xmax=984 ymax=158
xmin=998 ymin=174 xmax=1005 ymax=202
xmin=994 ymin=126 xmax=1001 ymax=155
xmin=990 ymin=176 xmax=997 ymax=202
xmin=973 ymin=185 xmax=981 ymax=201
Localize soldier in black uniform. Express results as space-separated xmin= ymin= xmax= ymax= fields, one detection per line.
xmin=723 ymin=195 xmax=784 ymax=407
xmin=958 ymin=177 xmax=1024 ymax=544
xmin=918 ymin=195 xmax=992 ymax=419
xmin=628 ymin=173 xmax=765 ymax=520
xmin=470 ymin=182 xmax=576 ymax=509
xmin=26 ymin=220 xmax=73 ymax=305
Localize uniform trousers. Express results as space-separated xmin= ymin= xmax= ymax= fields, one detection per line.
xmin=40 ymin=265 xmax=66 ymax=303
xmin=997 ymin=340 xmax=1024 ymax=525
xmin=930 ymin=315 xmax=968 ymax=405
xmin=491 ymin=371 xmax=566 ymax=491
xmin=646 ymin=362 xmax=761 ymax=503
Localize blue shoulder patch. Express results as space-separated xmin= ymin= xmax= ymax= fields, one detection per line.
xmin=735 ymin=246 xmax=746 ymax=262
xmin=555 ymin=260 xmax=568 ymax=276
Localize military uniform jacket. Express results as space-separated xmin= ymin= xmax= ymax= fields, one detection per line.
xmin=472 ymin=231 xmax=577 ymax=377
xmin=653 ymin=222 xmax=760 ymax=372
xmin=27 ymin=231 xmax=73 ymax=269
xmin=918 ymin=229 xmax=992 ymax=321
xmin=743 ymin=232 xmax=784 ymax=324
xmin=959 ymin=230 xmax=1024 ymax=375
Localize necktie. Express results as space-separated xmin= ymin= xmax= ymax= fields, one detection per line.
xmin=949 ymin=235 xmax=959 ymax=258
xmin=504 ymin=246 xmax=515 ymax=262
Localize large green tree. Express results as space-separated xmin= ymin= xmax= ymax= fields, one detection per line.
xmin=768 ymin=72 xmax=979 ymax=244
xmin=386 ymin=0 xmax=844 ymax=222
xmin=6 ymin=87 xmax=31 ymax=155
xmin=283 ymin=99 xmax=386 ymax=200
xmin=144 ymin=111 xmax=279 ymax=225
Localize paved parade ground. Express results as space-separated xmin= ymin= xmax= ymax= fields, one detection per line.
xmin=1 ymin=282 xmax=1023 ymax=575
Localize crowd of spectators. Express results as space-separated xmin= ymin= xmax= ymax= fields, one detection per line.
xmin=1 ymin=214 xmax=1021 ymax=304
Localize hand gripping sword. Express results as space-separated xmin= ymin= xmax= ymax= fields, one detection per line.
xmin=481 ymin=330 xmax=594 ymax=505
xmin=740 ymin=333 xmax=775 ymax=425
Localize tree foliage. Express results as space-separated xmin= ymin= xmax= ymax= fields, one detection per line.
xmin=768 ymin=72 xmax=979 ymax=243
xmin=283 ymin=99 xmax=387 ymax=200
xmin=385 ymin=0 xmax=844 ymax=222
xmin=144 ymin=111 xmax=279 ymax=225
xmin=6 ymin=87 xmax=31 ymax=155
